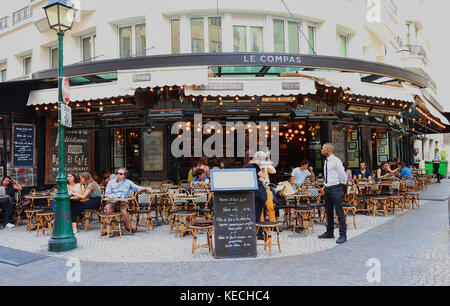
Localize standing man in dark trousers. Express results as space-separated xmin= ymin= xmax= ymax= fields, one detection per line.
xmin=432 ymin=148 xmax=441 ymax=183
xmin=318 ymin=143 xmax=348 ymax=244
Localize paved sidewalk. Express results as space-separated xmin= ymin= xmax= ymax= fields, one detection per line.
xmin=0 ymin=179 xmax=449 ymax=285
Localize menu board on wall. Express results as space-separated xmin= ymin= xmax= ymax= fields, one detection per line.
xmin=143 ymin=131 xmax=164 ymax=172
xmin=46 ymin=126 xmax=92 ymax=183
xmin=213 ymin=191 xmax=257 ymax=259
xmin=347 ymin=130 xmax=360 ymax=168
xmin=11 ymin=124 xmax=35 ymax=168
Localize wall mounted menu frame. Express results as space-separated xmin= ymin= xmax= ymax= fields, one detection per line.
xmin=143 ymin=130 xmax=164 ymax=172
xmin=11 ymin=123 xmax=36 ymax=168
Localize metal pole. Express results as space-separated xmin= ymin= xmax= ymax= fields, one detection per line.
xmin=48 ymin=31 xmax=77 ymax=252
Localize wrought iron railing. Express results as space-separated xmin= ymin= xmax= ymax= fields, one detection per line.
xmin=383 ymin=0 xmax=398 ymax=16
xmin=12 ymin=6 xmax=32 ymax=26
xmin=405 ymin=44 xmax=427 ymax=61
xmin=0 ymin=16 xmax=9 ymax=31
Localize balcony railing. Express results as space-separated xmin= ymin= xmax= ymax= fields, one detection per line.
xmin=405 ymin=44 xmax=427 ymax=61
xmin=0 ymin=16 xmax=9 ymax=31
xmin=12 ymin=6 xmax=32 ymax=26
xmin=382 ymin=0 xmax=398 ymax=16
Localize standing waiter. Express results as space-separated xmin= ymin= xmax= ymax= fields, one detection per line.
xmin=318 ymin=143 xmax=348 ymax=244
xmin=432 ymin=148 xmax=441 ymax=183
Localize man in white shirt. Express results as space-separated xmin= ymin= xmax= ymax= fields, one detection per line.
xmin=318 ymin=143 xmax=348 ymax=244
xmin=432 ymin=148 xmax=441 ymax=183
xmin=290 ymin=160 xmax=315 ymax=186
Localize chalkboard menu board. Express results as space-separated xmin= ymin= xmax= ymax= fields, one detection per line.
xmin=213 ymin=191 xmax=257 ymax=259
xmin=47 ymin=129 xmax=91 ymax=182
xmin=12 ymin=124 xmax=35 ymax=168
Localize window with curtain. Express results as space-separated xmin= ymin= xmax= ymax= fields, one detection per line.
xmin=288 ymin=21 xmax=299 ymax=53
xmin=338 ymin=34 xmax=347 ymax=57
xmin=82 ymin=35 xmax=96 ymax=61
xmin=1 ymin=69 xmax=6 ymax=82
xmin=135 ymin=23 xmax=146 ymax=56
xmin=273 ymin=19 xmax=285 ymax=52
xmin=233 ymin=26 xmax=246 ymax=52
xmin=50 ymin=47 xmax=58 ymax=68
xmin=208 ymin=17 xmax=222 ymax=52
xmin=119 ymin=26 xmax=132 ymax=58
xmin=171 ymin=19 xmax=180 ymax=54
xmin=250 ymin=27 xmax=263 ymax=52
xmin=307 ymin=25 xmax=315 ymax=55
xmin=191 ymin=18 xmax=204 ymax=52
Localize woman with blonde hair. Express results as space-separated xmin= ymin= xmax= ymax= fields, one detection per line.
xmin=70 ymin=172 xmax=102 ymax=233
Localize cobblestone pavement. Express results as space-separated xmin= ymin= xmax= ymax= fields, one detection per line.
xmin=0 ymin=180 xmax=449 ymax=286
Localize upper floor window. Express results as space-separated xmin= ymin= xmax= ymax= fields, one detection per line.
xmin=233 ymin=26 xmax=263 ymax=52
xmin=1 ymin=69 xmax=6 ymax=82
xmin=273 ymin=19 xmax=285 ymax=52
xmin=338 ymin=33 xmax=348 ymax=57
xmin=274 ymin=19 xmax=304 ymax=53
xmin=119 ymin=23 xmax=146 ymax=58
xmin=208 ymin=17 xmax=222 ymax=52
xmin=307 ymin=25 xmax=316 ymax=55
xmin=82 ymin=34 xmax=96 ymax=62
xmin=171 ymin=19 xmax=180 ymax=54
xmin=23 ymin=56 xmax=32 ymax=75
xmin=191 ymin=18 xmax=205 ymax=53
xmin=50 ymin=47 xmax=58 ymax=69
xmin=406 ymin=22 xmax=417 ymax=45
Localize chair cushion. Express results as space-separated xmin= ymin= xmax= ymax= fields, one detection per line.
xmin=256 ymin=221 xmax=279 ymax=227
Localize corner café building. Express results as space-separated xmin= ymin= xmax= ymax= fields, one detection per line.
xmin=1 ymin=52 xmax=449 ymax=187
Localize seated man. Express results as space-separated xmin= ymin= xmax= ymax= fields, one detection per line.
xmin=104 ymin=168 xmax=152 ymax=233
xmin=395 ymin=162 xmax=413 ymax=180
xmin=290 ymin=160 xmax=314 ymax=187
xmin=353 ymin=162 xmax=371 ymax=181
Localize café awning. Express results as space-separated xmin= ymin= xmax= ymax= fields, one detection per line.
xmin=27 ymin=82 xmax=134 ymax=106
xmin=281 ymin=70 xmax=415 ymax=103
xmin=184 ymin=77 xmax=316 ymax=97
xmin=27 ymin=66 xmax=210 ymax=106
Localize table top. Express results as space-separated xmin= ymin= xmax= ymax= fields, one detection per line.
xmin=0 ymin=195 xmax=9 ymax=200
xmin=284 ymin=193 xmax=311 ymax=197
xmin=103 ymin=197 xmax=135 ymax=202
xmin=25 ymin=194 xmax=52 ymax=199
xmin=172 ymin=195 xmax=205 ymax=200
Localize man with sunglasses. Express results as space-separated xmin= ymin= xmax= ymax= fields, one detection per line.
xmin=104 ymin=168 xmax=152 ymax=233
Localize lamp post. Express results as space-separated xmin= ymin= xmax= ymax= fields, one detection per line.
xmin=43 ymin=0 xmax=78 ymax=252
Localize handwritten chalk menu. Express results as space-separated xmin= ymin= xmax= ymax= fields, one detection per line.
xmin=12 ymin=124 xmax=35 ymax=168
xmin=50 ymin=130 xmax=91 ymax=180
xmin=213 ymin=191 xmax=257 ymax=259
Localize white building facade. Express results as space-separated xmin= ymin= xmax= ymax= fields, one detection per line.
xmin=0 ymin=0 xmax=448 ymax=181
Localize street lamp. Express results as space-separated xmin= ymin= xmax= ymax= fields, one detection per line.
xmin=43 ymin=0 xmax=77 ymax=252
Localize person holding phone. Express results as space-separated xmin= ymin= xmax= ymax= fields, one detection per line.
xmin=0 ymin=176 xmax=22 ymax=228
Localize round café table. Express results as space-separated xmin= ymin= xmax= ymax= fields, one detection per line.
xmin=24 ymin=194 xmax=52 ymax=209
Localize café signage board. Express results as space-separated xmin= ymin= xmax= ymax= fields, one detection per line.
xmin=211 ymin=169 xmax=258 ymax=259
xmin=11 ymin=123 xmax=35 ymax=168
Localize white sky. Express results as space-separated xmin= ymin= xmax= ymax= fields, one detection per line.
xmin=423 ymin=0 xmax=450 ymax=111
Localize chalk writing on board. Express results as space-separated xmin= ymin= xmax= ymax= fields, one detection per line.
xmin=12 ymin=124 xmax=35 ymax=168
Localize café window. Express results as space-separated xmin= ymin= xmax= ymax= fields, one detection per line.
xmin=191 ymin=17 xmax=205 ymax=52
xmin=233 ymin=25 xmax=246 ymax=52
xmin=2 ymin=117 xmax=37 ymax=187
xmin=119 ymin=23 xmax=146 ymax=58
xmin=50 ymin=47 xmax=58 ymax=69
xmin=208 ymin=17 xmax=222 ymax=52
xmin=171 ymin=19 xmax=180 ymax=54
xmin=82 ymin=34 xmax=96 ymax=61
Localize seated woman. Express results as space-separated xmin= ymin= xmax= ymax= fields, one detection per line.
xmin=70 ymin=172 xmax=102 ymax=234
xmin=67 ymin=173 xmax=81 ymax=197
xmin=377 ymin=162 xmax=392 ymax=193
xmin=191 ymin=168 xmax=210 ymax=187
xmin=0 ymin=177 xmax=21 ymax=228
